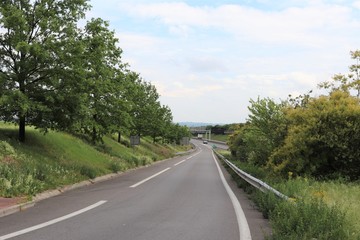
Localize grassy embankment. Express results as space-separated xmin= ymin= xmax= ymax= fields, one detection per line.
xmin=217 ymin=149 xmax=360 ymax=240
xmin=0 ymin=122 xmax=191 ymax=198
xmin=209 ymin=134 xmax=228 ymax=142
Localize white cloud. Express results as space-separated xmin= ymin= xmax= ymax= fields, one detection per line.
xmin=353 ymin=1 xmax=360 ymax=9
xmin=188 ymin=57 xmax=228 ymax=73
xmin=87 ymin=1 xmax=360 ymax=122
xmin=116 ymin=32 xmax=163 ymax=52
xmin=120 ymin=2 xmax=359 ymax=47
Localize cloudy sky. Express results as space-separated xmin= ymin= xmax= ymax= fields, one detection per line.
xmin=88 ymin=0 xmax=360 ymax=123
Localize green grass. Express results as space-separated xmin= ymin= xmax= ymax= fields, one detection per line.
xmin=217 ymin=150 xmax=360 ymax=239
xmin=0 ymin=123 xmax=191 ymax=198
xmin=210 ymin=134 xmax=229 ymax=142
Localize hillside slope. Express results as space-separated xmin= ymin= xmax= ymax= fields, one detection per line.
xmin=0 ymin=123 xmax=190 ymax=198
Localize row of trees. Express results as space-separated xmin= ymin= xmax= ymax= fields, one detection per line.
xmin=0 ymin=0 xmax=190 ymax=144
xmin=229 ymin=50 xmax=360 ymax=180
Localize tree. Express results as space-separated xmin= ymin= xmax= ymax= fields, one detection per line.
xmin=147 ymin=105 xmax=173 ymax=143
xmin=76 ymin=18 xmax=127 ymax=143
xmin=319 ymin=50 xmax=360 ymax=97
xmin=124 ymin=72 xmax=161 ymax=138
xmin=229 ymin=98 xmax=287 ymax=166
xmin=164 ymin=123 xmax=190 ymax=144
xmin=269 ymin=91 xmax=360 ymax=180
xmin=112 ymin=71 xmax=132 ymax=143
xmin=0 ymin=0 xmax=90 ymax=142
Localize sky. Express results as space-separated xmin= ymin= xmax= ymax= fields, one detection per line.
xmin=87 ymin=0 xmax=360 ymax=123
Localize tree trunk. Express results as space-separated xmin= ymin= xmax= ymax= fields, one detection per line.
xmin=19 ymin=115 xmax=26 ymax=142
xmin=19 ymin=77 xmax=26 ymax=142
xmin=118 ymin=131 xmax=121 ymax=143
xmin=92 ymin=126 xmax=97 ymax=143
xmin=92 ymin=114 xmax=97 ymax=143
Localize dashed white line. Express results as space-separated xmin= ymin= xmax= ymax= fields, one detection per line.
xmin=174 ymin=149 xmax=202 ymax=166
xmin=174 ymin=160 xmax=186 ymax=166
xmin=130 ymin=148 xmax=203 ymax=188
xmin=0 ymin=201 xmax=107 ymax=240
xmin=129 ymin=167 xmax=171 ymax=188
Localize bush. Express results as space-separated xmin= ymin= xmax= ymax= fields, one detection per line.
xmin=270 ymin=199 xmax=350 ymax=240
xmin=140 ymin=155 xmax=152 ymax=166
xmin=269 ymin=91 xmax=360 ymax=180
xmin=252 ymin=191 xmax=279 ymax=219
xmin=78 ymin=165 xmax=97 ymax=179
xmin=0 ymin=140 xmax=16 ymax=158
xmin=0 ymin=164 xmax=44 ymax=197
xmin=220 ymin=156 xmax=359 ymax=240
xmin=109 ymin=160 xmax=127 ymax=173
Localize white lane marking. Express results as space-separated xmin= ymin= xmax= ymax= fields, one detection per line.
xmin=0 ymin=201 xmax=107 ymax=240
xmin=212 ymin=151 xmax=252 ymax=240
xmin=192 ymin=149 xmax=202 ymax=157
xmin=174 ymin=160 xmax=186 ymax=166
xmin=174 ymin=149 xmax=202 ymax=166
xmin=129 ymin=167 xmax=171 ymax=188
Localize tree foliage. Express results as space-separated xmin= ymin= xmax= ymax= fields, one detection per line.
xmin=319 ymin=50 xmax=360 ymax=97
xmin=0 ymin=1 xmax=190 ymax=145
xmin=269 ymin=91 xmax=360 ymax=180
xmin=0 ymin=0 xmax=90 ymax=141
xmin=230 ymin=98 xmax=287 ymax=166
xmin=230 ymin=50 xmax=360 ymax=181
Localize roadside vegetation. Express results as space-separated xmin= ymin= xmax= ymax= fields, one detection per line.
xmin=0 ymin=1 xmax=190 ymax=145
xmin=0 ymin=1 xmax=192 ymax=199
xmin=223 ymin=51 xmax=360 ymax=239
xmin=209 ymin=134 xmax=229 ymax=142
xmin=0 ymin=123 xmax=191 ymax=198
xmin=219 ymin=153 xmax=360 ymax=240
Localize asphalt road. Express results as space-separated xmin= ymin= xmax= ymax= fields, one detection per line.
xmin=0 ymin=140 xmax=270 ymax=240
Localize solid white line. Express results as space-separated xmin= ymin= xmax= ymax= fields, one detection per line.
xmin=174 ymin=160 xmax=186 ymax=166
xmin=212 ymin=151 xmax=252 ymax=240
xmin=0 ymin=200 xmax=107 ymax=240
xmin=129 ymin=167 xmax=171 ymax=188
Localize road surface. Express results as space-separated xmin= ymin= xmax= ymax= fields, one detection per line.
xmin=0 ymin=140 xmax=270 ymax=240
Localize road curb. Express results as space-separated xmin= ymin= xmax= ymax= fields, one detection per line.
xmin=0 ymin=173 xmax=120 ymax=218
xmin=0 ymin=200 xmax=35 ymax=218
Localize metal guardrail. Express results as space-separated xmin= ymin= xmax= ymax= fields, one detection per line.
xmin=214 ymin=150 xmax=288 ymax=200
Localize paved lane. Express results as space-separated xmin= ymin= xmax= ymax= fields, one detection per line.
xmin=0 ymin=141 xmax=265 ymax=240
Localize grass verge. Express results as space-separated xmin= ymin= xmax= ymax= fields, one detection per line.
xmin=0 ymin=123 xmax=191 ymax=198
xmin=217 ymin=149 xmax=360 ymax=240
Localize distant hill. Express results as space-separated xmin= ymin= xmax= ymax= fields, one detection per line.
xmin=178 ymin=122 xmax=217 ymax=127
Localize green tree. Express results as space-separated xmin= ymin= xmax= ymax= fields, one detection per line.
xmin=164 ymin=123 xmax=190 ymax=144
xmin=124 ymin=73 xmax=161 ymax=138
xmin=319 ymin=50 xmax=360 ymax=97
xmin=269 ymin=91 xmax=360 ymax=180
xmin=112 ymin=71 xmax=132 ymax=143
xmin=230 ymin=97 xmax=287 ymax=166
xmin=0 ymin=0 xmax=90 ymax=142
xmin=148 ymin=105 xmax=173 ymax=143
xmin=76 ymin=18 xmax=127 ymax=143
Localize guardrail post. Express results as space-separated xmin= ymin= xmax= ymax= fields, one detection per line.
xmin=213 ymin=150 xmax=288 ymax=201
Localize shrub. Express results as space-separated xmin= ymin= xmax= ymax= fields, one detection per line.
xmin=0 ymin=140 xmax=16 ymax=159
xmin=0 ymin=164 xmax=44 ymax=197
xmin=269 ymin=91 xmax=360 ymax=180
xmin=109 ymin=160 xmax=127 ymax=173
xmin=78 ymin=165 xmax=97 ymax=179
xmin=270 ymin=199 xmax=350 ymax=240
